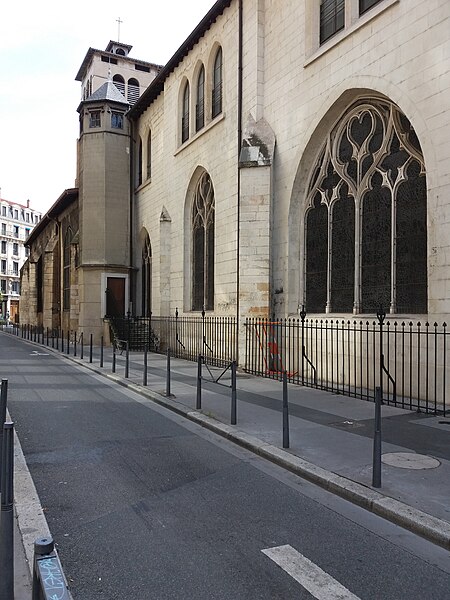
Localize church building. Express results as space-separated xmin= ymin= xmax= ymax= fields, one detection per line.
xmin=20 ymin=0 xmax=449 ymax=404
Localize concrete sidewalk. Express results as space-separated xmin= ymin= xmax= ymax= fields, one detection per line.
xmin=6 ymin=331 xmax=450 ymax=597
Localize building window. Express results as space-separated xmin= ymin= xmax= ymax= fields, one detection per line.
xmin=36 ymin=256 xmax=43 ymax=312
xmin=304 ymin=98 xmax=427 ymax=314
xmin=1 ymin=241 xmax=5 ymax=254
xmin=20 ymin=210 xmax=24 ymax=220
xmin=196 ymin=65 xmax=205 ymax=132
xmin=12 ymin=261 xmax=18 ymax=276
xmin=89 ymin=111 xmax=101 ymax=128
xmin=8 ymin=207 xmax=13 ymax=217
xmin=25 ymin=228 xmax=30 ymax=238
xmin=63 ymin=228 xmax=71 ymax=311
xmin=212 ymin=48 xmax=223 ymax=119
xmin=11 ymin=281 xmax=19 ymax=294
xmin=14 ymin=209 xmax=18 ymax=219
xmin=1 ymin=207 xmax=5 ymax=216
xmin=111 ymin=112 xmax=123 ymax=129
xmin=12 ymin=243 xmax=18 ymax=256
xmin=320 ymin=0 xmax=345 ymax=44
xmin=359 ymin=0 xmax=382 ymax=15
xmin=137 ymin=138 xmax=143 ymax=187
xmin=192 ymin=172 xmax=215 ymax=311
xmin=146 ymin=132 xmax=152 ymax=180
xmin=181 ymin=83 xmax=190 ymax=143
xmin=127 ymin=78 xmax=140 ymax=104
xmin=0 ymin=280 xmax=6 ymax=294
xmin=1 ymin=260 xmax=6 ymax=274
xmin=141 ymin=233 xmax=152 ymax=317
xmin=13 ymin=226 xmax=19 ymax=238
xmin=25 ymin=247 xmax=29 ymax=257
xmin=26 ymin=213 xmax=30 ymax=222
xmin=1 ymin=223 xmax=6 ymax=235
xmin=113 ymin=74 xmax=125 ymax=96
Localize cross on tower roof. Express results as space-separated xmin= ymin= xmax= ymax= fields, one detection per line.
xmin=116 ymin=17 xmax=123 ymax=42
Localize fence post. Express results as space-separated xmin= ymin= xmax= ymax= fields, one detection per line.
xmin=143 ymin=346 xmax=148 ymax=386
xmin=231 ymin=360 xmax=237 ymax=425
xmin=0 ymin=422 xmax=14 ymax=600
xmin=196 ymin=355 xmax=202 ymax=410
xmin=89 ymin=333 xmax=93 ymax=363
xmin=372 ymin=386 xmax=382 ymax=488
xmin=100 ymin=336 xmax=104 ymax=368
xmin=377 ymin=306 xmax=386 ymax=400
xmin=112 ymin=343 xmax=116 ymax=373
xmin=283 ymin=370 xmax=290 ymax=448
xmin=166 ymin=348 xmax=171 ymax=397
xmin=125 ymin=341 xmax=129 ymax=378
xmin=300 ymin=305 xmax=306 ymax=386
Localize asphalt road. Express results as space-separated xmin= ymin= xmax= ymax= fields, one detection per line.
xmin=2 ymin=333 xmax=450 ymax=599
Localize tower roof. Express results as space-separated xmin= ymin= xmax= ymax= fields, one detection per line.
xmin=78 ymin=80 xmax=129 ymax=111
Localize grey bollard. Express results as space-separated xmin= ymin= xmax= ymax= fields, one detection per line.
xmin=282 ymin=370 xmax=290 ymax=448
xmin=0 ymin=379 xmax=7 ymax=489
xmin=100 ymin=336 xmax=104 ymax=368
xmin=125 ymin=342 xmax=129 ymax=378
xmin=80 ymin=332 xmax=84 ymax=360
xmin=112 ymin=344 xmax=116 ymax=373
xmin=166 ymin=348 xmax=171 ymax=396
xmin=196 ymin=355 xmax=202 ymax=410
xmin=89 ymin=333 xmax=93 ymax=363
xmin=231 ymin=361 xmax=237 ymax=425
xmin=143 ymin=346 xmax=148 ymax=386
xmin=0 ymin=422 xmax=14 ymax=600
xmin=372 ymin=386 xmax=382 ymax=488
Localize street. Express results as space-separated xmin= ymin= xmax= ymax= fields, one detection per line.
xmin=2 ymin=333 xmax=450 ymax=599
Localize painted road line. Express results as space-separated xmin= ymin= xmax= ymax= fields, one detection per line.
xmin=262 ymin=544 xmax=360 ymax=600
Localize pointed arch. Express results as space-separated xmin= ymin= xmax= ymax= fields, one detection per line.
xmin=212 ymin=46 xmax=223 ymax=119
xmin=140 ymin=229 xmax=152 ymax=317
xmin=63 ymin=227 xmax=72 ymax=311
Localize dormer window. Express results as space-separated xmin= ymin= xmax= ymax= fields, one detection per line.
xmin=116 ymin=48 xmax=125 ymax=55
xmin=89 ymin=111 xmax=101 ymax=128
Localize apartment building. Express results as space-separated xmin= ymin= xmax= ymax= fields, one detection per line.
xmin=0 ymin=196 xmax=41 ymax=322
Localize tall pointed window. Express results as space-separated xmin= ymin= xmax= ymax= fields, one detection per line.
xmin=196 ymin=66 xmax=205 ymax=132
xmin=304 ymin=98 xmax=427 ymax=314
xmin=212 ymin=48 xmax=223 ymax=118
xmin=63 ymin=228 xmax=72 ymax=311
xmin=146 ymin=132 xmax=152 ymax=180
xmin=141 ymin=233 xmax=152 ymax=317
xmin=192 ymin=172 xmax=215 ymax=311
xmin=182 ymin=83 xmax=190 ymax=143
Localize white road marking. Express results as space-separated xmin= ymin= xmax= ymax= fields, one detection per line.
xmin=30 ymin=351 xmax=49 ymax=356
xmin=262 ymin=544 xmax=361 ymax=600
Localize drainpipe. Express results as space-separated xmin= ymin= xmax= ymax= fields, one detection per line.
xmin=129 ymin=116 xmax=134 ymax=316
xmin=236 ymin=0 xmax=243 ymax=361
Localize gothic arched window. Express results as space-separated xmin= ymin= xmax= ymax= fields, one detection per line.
xmin=304 ymin=98 xmax=427 ymax=314
xmin=182 ymin=82 xmax=190 ymax=143
xmin=196 ymin=66 xmax=205 ymax=132
xmin=142 ymin=233 xmax=152 ymax=317
xmin=146 ymin=131 xmax=152 ymax=180
xmin=192 ymin=172 xmax=215 ymax=311
xmin=212 ymin=47 xmax=223 ymax=119
xmin=63 ymin=227 xmax=72 ymax=311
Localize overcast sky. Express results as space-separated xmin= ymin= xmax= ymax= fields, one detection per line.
xmin=0 ymin=0 xmax=216 ymax=214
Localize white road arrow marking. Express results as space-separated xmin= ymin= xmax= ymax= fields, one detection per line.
xmin=262 ymin=544 xmax=361 ymax=600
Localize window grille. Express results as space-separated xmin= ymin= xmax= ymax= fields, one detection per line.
xmin=113 ymin=75 xmax=125 ymax=96
xmin=127 ymin=78 xmax=140 ymax=105
xmin=212 ymin=48 xmax=223 ymax=118
xmin=320 ymin=0 xmax=345 ymax=44
xmin=304 ymin=98 xmax=427 ymax=314
xmin=192 ymin=172 xmax=215 ymax=311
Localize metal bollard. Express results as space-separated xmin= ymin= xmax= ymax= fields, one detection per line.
xmin=143 ymin=346 xmax=148 ymax=386
xmin=282 ymin=370 xmax=290 ymax=449
xmin=61 ymin=330 xmax=64 ymax=354
xmin=0 ymin=422 xmax=14 ymax=600
xmin=166 ymin=348 xmax=171 ymax=396
xmin=74 ymin=332 xmax=77 ymax=357
xmin=67 ymin=330 xmax=70 ymax=355
xmin=100 ymin=336 xmax=104 ymax=368
xmin=0 ymin=379 xmax=8 ymax=488
xmin=80 ymin=332 xmax=84 ymax=360
xmin=372 ymin=386 xmax=382 ymax=488
xmin=196 ymin=355 xmax=202 ymax=410
xmin=46 ymin=327 xmax=49 ymax=346
xmin=125 ymin=342 xmax=129 ymax=378
xmin=231 ymin=361 xmax=237 ymax=425
xmin=112 ymin=344 xmax=116 ymax=373
xmin=32 ymin=536 xmax=70 ymax=600
xmin=56 ymin=329 xmax=59 ymax=351
xmin=89 ymin=333 xmax=93 ymax=363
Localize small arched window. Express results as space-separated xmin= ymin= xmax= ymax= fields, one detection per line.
xmin=182 ymin=82 xmax=190 ymax=143
xmin=127 ymin=78 xmax=140 ymax=104
xmin=196 ymin=66 xmax=205 ymax=132
xmin=212 ymin=47 xmax=223 ymax=118
xmin=63 ymin=227 xmax=72 ymax=311
xmin=146 ymin=131 xmax=152 ymax=180
xmin=113 ymin=74 xmax=125 ymax=96
xmin=137 ymin=137 xmax=143 ymax=187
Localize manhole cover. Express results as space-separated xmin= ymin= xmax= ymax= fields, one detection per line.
xmin=381 ymin=452 xmax=440 ymax=470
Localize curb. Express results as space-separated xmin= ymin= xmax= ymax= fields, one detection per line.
xmin=7 ymin=331 xmax=450 ymax=552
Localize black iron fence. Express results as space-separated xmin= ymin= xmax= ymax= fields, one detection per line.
xmin=109 ymin=311 xmax=237 ymax=367
xmin=245 ymin=313 xmax=448 ymax=415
